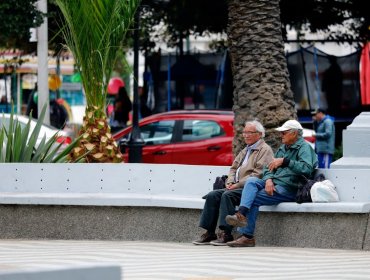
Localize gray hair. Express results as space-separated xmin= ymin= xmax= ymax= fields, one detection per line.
xmin=290 ymin=128 xmax=303 ymax=137
xmin=245 ymin=120 xmax=265 ymax=137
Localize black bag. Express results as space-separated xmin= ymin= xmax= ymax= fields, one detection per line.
xmin=213 ymin=175 xmax=228 ymax=190
xmin=295 ymin=173 xmax=325 ymax=204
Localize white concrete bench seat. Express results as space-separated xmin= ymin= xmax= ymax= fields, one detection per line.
xmin=0 ymin=192 xmax=206 ymax=209
xmin=1 ymin=193 xmax=370 ymax=213
xmin=1 ymin=162 xmax=370 ymax=250
xmin=0 ymin=163 xmax=228 ymax=209
xmin=2 ymin=113 xmax=370 ymax=249
xmin=1 ymin=163 xmax=370 ymax=213
xmin=261 ymin=202 xmax=370 ymax=213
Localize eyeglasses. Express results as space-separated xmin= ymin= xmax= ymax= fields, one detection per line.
xmin=280 ymin=130 xmax=292 ymax=136
xmin=242 ymin=131 xmax=259 ymax=136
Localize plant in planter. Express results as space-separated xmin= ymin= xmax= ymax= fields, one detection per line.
xmin=55 ymin=0 xmax=139 ymax=163
xmin=0 ymin=105 xmax=82 ymax=163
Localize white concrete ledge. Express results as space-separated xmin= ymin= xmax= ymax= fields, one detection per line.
xmin=2 ymin=192 xmax=370 ymax=213
xmin=0 ymin=192 xmax=206 ymax=209
xmin=1 ymin=163 xmax=370 ymax=214
xmin=261 ymin=202 xmax=370 ymax=213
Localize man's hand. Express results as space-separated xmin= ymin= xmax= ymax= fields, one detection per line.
xmin=268 ymin=158 xmax=284 ymax=171
xmin=265 ymin=179 xmax=275 ymax=196
xmin=226 ymin=183 xmax=238 ymax=190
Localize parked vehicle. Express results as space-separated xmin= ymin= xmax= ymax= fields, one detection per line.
xmin=113 ymin=110 xmax=316 ymax=165
xmin=0 ymin=114 xmax=73 ymax=147
xmin=113 ymin=110 xmax=234 ymax=165
xmin=303 ymin=128 xmax=316 ymax=149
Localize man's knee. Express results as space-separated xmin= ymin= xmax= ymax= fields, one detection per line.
xmin=221 ymin=189 xmax=240 ymax=199
xmin=244 ymin=177 xmax=261 ymax=190
xmin=246 ymin=177 xmax=259 ymax=185
xmin=206 ymin=189 xmax=223 ymax=200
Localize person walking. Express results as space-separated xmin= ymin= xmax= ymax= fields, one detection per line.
xmin=112 ymin=86 xmax=132 ymax=129
xmin=192 ymin=120 xmax=274 ymax=246
xmin=225 ymin=120 xmax=318 ymax=247
xmin=312 ymin=108 xmax=335 ymax=168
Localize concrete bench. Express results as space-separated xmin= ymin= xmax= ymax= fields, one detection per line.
xmin=1 ymin=162 xmax=370 ymax=250
xmin=3 ymin=112 xmax=370 ymax=249
xmin=1 ymin=163 xmax=369 ymax=212
xmin=261 ymin=168 xmax=370 ymax=213
xmin=0 ymin=163 xmax=228 ymax=209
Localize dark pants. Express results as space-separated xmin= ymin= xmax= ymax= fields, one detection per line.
xmin=199 ymin=188 xmax=243 ymax=234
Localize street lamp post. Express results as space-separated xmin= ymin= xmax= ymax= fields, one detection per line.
xmin=127 ymin=7 xmax=144 ymax=163
xmin=36 ymin=0 xmax=50 ymax=125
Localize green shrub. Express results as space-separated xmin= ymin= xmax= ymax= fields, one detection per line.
xmin=333 ymin=143 xmax=343 ymax=161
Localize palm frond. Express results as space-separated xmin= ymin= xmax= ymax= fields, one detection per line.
xmin=56 ymin=0 xmax=140 ymax=110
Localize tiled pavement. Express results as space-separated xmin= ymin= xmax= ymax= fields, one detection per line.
xmin=1 ymin=240 xmax=370 ymax=279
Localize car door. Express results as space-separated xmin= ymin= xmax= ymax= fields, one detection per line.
xmin=170 ymin=119 xmax=232 ymax=165
xmin=137 ymin=120 xmax=176 ymax=163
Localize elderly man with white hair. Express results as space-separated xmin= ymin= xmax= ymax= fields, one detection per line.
xmin=225 ymin=119 xmax=318 ymax=247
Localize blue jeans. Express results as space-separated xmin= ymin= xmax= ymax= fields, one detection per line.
xmin=238 ymin=177 xmax=296 ymax=236
xmin=317 ymin=153 xmax=333 ymax=168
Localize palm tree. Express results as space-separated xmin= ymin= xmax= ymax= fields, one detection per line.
xmin=227 ymin=0 xmax=296 ymax=152
xmin=55 ymin=0 xmax=139 ymax=162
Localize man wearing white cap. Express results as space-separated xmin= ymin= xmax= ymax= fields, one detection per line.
xmin=225 ymin=119 xmax=318 ymax=247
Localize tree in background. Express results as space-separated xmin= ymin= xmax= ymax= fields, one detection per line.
xmin=2 ymin=0 xmax=369 ymax=154
xmin=138 ymin=0 xmax=369 ymax=152
xmin=55 ymin=0 xmax=139 ymax=162
xmin=140 ymin=0 xmax=369 ymax=50
xmin=0 ymin=0 xmax=43 ymax=52
xmin=227 ymin=0 xmax=296 ymax=151
xmin=228 ymin=0 xmax=369 ymax=152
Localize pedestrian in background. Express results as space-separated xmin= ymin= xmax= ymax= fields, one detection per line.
xmin=312 ymin=108 xmax=335 ymax=168
xmin=112 ymin=86 xmax=132 ymax=130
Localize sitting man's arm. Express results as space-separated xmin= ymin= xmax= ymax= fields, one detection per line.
xmin=225 ymin=149 xmax=246 ymax=187
xmin=284 ymin=145 xmax=317 ymax=177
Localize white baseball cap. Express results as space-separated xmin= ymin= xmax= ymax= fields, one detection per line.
xmin=275 ymin=120 xmax=303 ymax=131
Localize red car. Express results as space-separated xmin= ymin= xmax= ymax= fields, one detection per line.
xmin=113 ymin=110 xmax=316 ymax=165
xmin=113 ymin=110 xmax=234 ymax=166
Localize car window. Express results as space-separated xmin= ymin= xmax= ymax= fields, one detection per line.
xmin=181 ymin=120 xmax=224 ymax=142
xmin=140 ymin=120 xmax=175 ymax=145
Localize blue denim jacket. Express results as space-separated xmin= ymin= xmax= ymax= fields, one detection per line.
xmin=314 ymin=116 xmax=335 ymax=154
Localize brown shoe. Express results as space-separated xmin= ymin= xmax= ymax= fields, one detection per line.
xmin=210 ymin=231 xmax=234 ymax=246
xmin=192 ymin=232 xmax=217 ymax=245
xmin=227 ymin=235 xmax=255 ymax=247
xmin=225 ymin=212 xmax=247 ymax=227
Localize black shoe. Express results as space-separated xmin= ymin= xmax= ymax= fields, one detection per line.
xmin=192 ymin=232 xmax=217 ymax=245
xmin=210 ymin=232 xmax=234 ymax=246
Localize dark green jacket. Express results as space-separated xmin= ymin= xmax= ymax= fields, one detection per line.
xmin=263 ymin=137 xmax=318 ymax=193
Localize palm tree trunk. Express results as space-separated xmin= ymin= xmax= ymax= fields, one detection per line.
xmin=228 ymin=0 xmax=296 ymax=153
